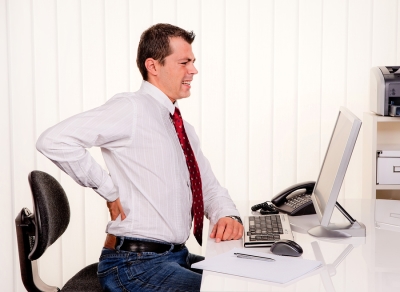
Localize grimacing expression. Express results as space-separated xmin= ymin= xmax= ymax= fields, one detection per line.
xmin=155 ymin=37 xmax=198 ymax=103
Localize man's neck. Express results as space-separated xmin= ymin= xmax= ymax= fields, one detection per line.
xmin=146 ymin=79 xmax=176 ymax=104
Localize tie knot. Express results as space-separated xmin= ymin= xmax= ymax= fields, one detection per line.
xmin=174 ymin=107 xmax=181 ymax=116
xmin=171 ymin=107 xmax=182 ymax=122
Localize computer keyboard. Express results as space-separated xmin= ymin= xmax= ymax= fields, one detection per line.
xmin=244 ymin=214 xmax=294 ymax=247
xmin=247 ymin=214 xmax=283 ymax=241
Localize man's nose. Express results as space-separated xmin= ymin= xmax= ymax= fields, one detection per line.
xmin=189 ymin=63 xmax=198 ymax=75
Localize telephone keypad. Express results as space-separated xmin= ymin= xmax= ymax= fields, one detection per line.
xmin=285 ymin=194 xmax=312 ymax=209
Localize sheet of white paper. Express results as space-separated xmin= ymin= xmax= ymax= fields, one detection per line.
xmin=192 ymin=247 xmax=322 ymax=284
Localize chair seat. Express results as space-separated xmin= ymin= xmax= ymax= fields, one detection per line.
xmin=61 ymin=262 xmax=102 ymax=292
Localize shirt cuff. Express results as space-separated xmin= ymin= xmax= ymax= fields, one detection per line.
xmin=226 ymin=215 xmax=243 ymax=224
xmin=92 ymin=175 xmax=119 ymax=202
xmin=213 ymin=209 xmax=241 ymax=224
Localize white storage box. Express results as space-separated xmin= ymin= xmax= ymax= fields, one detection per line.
xmin=377 ymin=148 xmax=400 ymax=184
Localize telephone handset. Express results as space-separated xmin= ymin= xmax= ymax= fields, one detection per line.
xmin=252 ymin=181 xmax=317 ymax=216
xmin=271 ymin=181 xmax=316 ymax=216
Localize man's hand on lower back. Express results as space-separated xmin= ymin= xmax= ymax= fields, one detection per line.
xmin=106 ymin=198 xmax=126 ymax=221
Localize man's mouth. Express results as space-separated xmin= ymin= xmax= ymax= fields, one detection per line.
xmin=182 ymin=81 xmax=191 ymax=86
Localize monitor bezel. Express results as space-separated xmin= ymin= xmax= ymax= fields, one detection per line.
xmin=311 ymin=107 xmax=362 ymax=227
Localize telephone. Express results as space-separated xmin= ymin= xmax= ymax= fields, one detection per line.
xmin=252 ymin=181 xmax=316 ymax=216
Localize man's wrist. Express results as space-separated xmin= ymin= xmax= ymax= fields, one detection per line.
xmin=226 ymin=215 xmax=243 ymax=225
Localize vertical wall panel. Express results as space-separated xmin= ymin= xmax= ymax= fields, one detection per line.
xmin=57 ymin=0 xmax=86 ymax=284
xmin=345 ymin=0 xmax=372 ymax=199
xmin=7 ymin=0 xmax=35 ymax=290
xmin=297 ymin=0 xmax=322 ymax=184
xmin=153 ymin=0 xmax=177 ymax=24
xmin=248 ymin=0 xmax=274 ymax=200
xmin=34 ymin=1 xmax=60 ymax=174
xmin=177 ymin=0 xmax=202 ymax=136
xmin=81 ymin=0 xmax=109 ymax=266
xmin=33 ymin=0 xmax=63 ymax=286
xmin=81 ymin=0 xmax=106 ymax=110
xmin=272 ymin=0 xmax=299 ymax=194
xmin=0 ymin=0 xmax=14 ymax=290
xmin=225 ymin=0 xmax=249 ymax=201
xmin=320 ymin=1 xmax=348 ymax=177
xmin=371 ymin=0 xmax=398 ymax=66
xmin=129 ymin=0 xmax=152 ymax=91
xmin=201 ymin=0 xmax=226 ymax=186
xmin=346 ymin=0 xmax=373 ymax=114
xmin=105 ymin=0 xmax=130 ymax=98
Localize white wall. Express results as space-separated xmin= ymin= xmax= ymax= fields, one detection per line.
xmin=1 ymin=0 xmax=400 ymax=291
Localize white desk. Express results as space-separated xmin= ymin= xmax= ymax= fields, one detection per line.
xmin=200 ymin=199 xmax=400 ymax=291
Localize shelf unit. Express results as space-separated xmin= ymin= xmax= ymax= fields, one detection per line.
xmin=363 ymin=112 xmax=400 ymax=230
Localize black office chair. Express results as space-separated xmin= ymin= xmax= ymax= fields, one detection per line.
xmin=15 ymin=170 xmax=103 ymax=292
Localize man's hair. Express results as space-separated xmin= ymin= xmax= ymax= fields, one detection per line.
xmin=136 ymin=23 xmax=196 ymax=80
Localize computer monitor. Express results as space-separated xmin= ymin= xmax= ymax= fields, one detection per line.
xmin=308 ymin=107 xmax=366 ymax=238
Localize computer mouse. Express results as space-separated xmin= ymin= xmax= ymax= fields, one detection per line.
xmin=270 ymin=239 xmax=303 ymax=257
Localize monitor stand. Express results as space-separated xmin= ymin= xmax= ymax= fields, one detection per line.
xmin=308 ymin=202 xmax=366 ymax=238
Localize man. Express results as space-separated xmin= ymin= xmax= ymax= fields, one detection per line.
xmin=36 ymin=23 xmax=243 ymax=291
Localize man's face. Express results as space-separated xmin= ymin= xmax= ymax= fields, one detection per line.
xmin=155 ymin=37 xmax=198 ymax=103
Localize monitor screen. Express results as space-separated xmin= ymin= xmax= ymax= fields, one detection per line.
xmin=311 ymin=107 xmax=362 ymax=228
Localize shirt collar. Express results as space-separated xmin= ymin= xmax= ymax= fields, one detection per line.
xmin=139 ymin=80 xmax=178 ymax=115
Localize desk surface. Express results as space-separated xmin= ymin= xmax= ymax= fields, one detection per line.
xmin=200 ymin=199 xmax=400 ymax=292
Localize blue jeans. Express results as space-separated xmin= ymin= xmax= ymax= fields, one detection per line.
xmin=97 ymin=237 xmax=204 ymax=292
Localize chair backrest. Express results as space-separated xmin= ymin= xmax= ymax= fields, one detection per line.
xmin=27 ymin=170 xmax=70 ymax=260
xmin=15 ymin=170 xmax=70 ymax=291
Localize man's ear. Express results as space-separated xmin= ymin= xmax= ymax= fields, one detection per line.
xmin=145 ymin=58 xmax=159 ymax=77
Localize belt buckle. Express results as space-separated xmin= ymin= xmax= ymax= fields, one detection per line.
xmin=173 ymin=243 xmax=185 ymax=252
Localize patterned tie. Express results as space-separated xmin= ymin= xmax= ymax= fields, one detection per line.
xmin=170 ymin=107 xmax=204 ymax=246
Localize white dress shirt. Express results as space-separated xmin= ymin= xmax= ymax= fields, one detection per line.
xmin=36 ymin=81 xmax=240 ymax=244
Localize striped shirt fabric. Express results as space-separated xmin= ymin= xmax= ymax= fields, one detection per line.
xmin=36 ymin=81 xmax=240 ymax=244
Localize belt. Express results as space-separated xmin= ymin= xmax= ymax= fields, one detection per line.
xmin=104 ymin=234 xmax=185 ymax=253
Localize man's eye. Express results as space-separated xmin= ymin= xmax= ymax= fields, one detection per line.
xmin=181 ymin=62 xmax=188 ymax=65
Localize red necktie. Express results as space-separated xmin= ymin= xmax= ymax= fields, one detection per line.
xmin=170 ymin=107 xmax=204 ymax=246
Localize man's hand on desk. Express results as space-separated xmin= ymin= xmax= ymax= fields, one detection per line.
xmin=210 ymin=217 xmax=244 ymax=243
xmin=106 ymin=198 xmax=126 ymax=221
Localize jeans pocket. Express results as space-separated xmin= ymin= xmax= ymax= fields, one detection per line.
xmin=97 ymin=266 xmax=128 ymax=292
xmin=126 ymin=252 xmax=169 ymax=281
